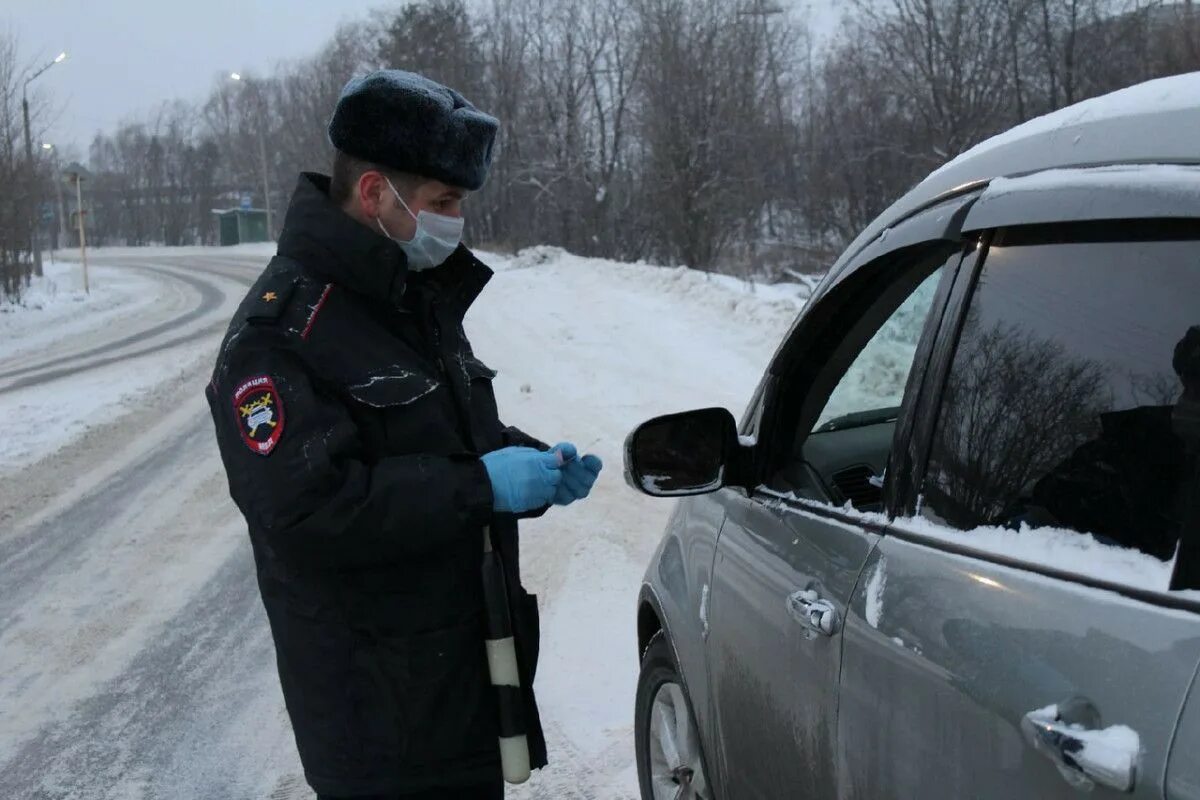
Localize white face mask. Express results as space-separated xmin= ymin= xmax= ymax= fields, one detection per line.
xmin=376 ymin=177 xmax=464 ymax=271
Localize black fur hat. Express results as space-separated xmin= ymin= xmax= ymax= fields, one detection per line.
xmin=328 ymin=70 xmax=498 ymax=191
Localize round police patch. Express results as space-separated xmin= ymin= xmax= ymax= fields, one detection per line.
xmin=232 ymin=375 xmax=285 ymax=456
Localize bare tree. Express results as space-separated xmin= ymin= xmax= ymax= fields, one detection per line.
xmin=0 ymin=29 xmax=55 ymax=298
xmin=632 ymin=0 xmax=797 ymax=270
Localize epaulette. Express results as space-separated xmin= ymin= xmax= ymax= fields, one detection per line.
xmin=245 ymin=273 xmax=300 ymax=325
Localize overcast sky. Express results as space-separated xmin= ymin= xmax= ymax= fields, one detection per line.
xmin=9 ymin=0 xmax=845 ymax=158
xmin=7 ymin=0 xmax=375 ymax=154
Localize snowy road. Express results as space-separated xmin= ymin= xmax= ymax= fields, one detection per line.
xmin=0 ymin=247 xmax=803 ymax=799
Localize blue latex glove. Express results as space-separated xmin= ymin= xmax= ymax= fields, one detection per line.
xmin=550 ymin=443 xmax=604 ymax=506
xmin=481 ymin=446 xmax=564 ymax=514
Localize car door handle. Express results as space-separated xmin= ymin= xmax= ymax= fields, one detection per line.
xmin=786 ymin=589 xmax=840 ymax=636
xmin=1020 ymin=704 xmax=1138 ymax=792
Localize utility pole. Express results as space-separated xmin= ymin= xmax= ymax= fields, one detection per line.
xmin=64 ymin=163 xmax=90 ymax=294
xmin=21 ymin=51 xmax=67 ymax=279
xmin=230 ymin=72 xmax=274 ymax=240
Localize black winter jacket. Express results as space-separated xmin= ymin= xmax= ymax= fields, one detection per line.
xmin=206 ymin=173 xmax=547 ymax=796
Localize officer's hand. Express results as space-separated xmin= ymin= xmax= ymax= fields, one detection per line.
xmin=481 ymin=447 xmax=564 ymax=514
xmin=550 ymin=443 xmax=603 ymax=507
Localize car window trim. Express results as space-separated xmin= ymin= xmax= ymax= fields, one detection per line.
xmin=751 ymin=488 xmax=890 ymax=537
xmin=892 ymin=235 xmax=992 ymax=518
xmin=882 ymin=245 xmax=973 ymax=517
xmin=751 ymin=193 xmax=982 ymax=494
xmin=823 ymin=191 xmax=982 ymax=296
xmin=962 ymin=164 xmax=1200 ymax=232
xmin=754 ymin=243 xmax=959 ymax=496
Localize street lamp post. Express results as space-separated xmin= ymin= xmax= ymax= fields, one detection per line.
xmin=21 ymin=51 xmax=67 ymax=279
xmin=230 ymin=72 xmax=273 ymax=240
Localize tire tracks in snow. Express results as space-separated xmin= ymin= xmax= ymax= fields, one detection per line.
xmin=0 ymin=260 xmax=256 ymax=394
xmin=0 ymin=251 xmax=295 ymax=799
xmin=0 ymin=540 xmax=285 ymax=800
xmin=0 ymin=417 xmax=207 ymax=633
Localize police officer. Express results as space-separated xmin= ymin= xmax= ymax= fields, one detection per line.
xmin=206 ymin=70 xmax=603 ymax=800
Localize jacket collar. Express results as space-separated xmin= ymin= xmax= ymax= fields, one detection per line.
xmin=276 ymin=172 xmax=492 ymax=318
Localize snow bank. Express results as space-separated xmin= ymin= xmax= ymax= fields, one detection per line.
xmin=496 ymin=245 xmax=813 ymax=333
xmin=0 ymin=260 xmax=89 ymax=313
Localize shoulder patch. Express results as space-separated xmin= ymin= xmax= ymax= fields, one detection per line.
xmin=246 ymin=276 xmax=299 ymax=324
xmin=232 ymin=375 xmax=285 ymax=456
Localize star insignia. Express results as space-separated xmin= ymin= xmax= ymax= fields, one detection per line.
xmin=262 ymin=291 xmax=278 ymax=302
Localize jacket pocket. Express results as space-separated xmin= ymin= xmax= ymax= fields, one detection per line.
xmin=462 ymin=354 xmax=498 ymax=381
xmin=358 ymin=617 xmax=498 ymax=767
xmin=343 ymin=368 xmax=440 ymax=408
xmin=341 ymin=367 xmax=460 ymax=456
xmin=460 ymin=355 xmax=504 ymax=453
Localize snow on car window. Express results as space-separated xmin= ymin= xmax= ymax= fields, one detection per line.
xmin=901 ymin=510 xmax=1176 ymax=590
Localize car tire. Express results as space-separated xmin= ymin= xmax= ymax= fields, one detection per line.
xmin=635 ymin=631 xmax=714 ymax=800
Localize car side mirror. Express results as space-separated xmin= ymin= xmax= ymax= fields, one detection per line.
xmin=624 ymin=407 xmax=741 ymax=497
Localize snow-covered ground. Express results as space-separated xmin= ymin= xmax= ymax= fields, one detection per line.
xmin=3 ymin=239 xmax=1194 ymax=798
xmin=0 ymin=244 xmax=807 ymax=798
xmin=0 ymin=250 xmax=263 ymax=469
xmin=1 ymin=257 xmax=154 ymax=362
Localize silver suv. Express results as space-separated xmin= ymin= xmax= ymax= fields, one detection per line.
xmin=625 ymin=74 xmax=1200 ymax=800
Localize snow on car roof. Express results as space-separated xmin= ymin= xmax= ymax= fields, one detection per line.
xmin=929 ymin=72 xmax=1200 ymax=182
xmin=982 ymin=163 xmax=1200 ymax=196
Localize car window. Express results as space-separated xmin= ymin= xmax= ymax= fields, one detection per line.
xmin=918 ymin=221 xmax=1200 ymax=590
xmin=814 ymin=267 xmax=944 ymax=432
xmin=768 ymin=247 xmax=955 ymax=510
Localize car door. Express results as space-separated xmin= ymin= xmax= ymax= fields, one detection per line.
xmin=836 ymin=217 xmax=1200 ymax=800
xmin=704 ymin=221 xmax=971 ymax=798
xmin=1167 ymin=665 xmax=1200 ymax=799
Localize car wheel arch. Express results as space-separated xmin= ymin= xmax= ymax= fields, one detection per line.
xmin=638 ymin=597 xmax=667 ymax=662
xmin=638 ymin=585 xmax=691 ymax=673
